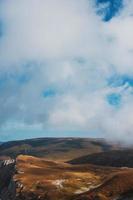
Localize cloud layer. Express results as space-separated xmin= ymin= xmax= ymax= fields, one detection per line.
xmin=0 ymin=0 xmax=133 ymax=143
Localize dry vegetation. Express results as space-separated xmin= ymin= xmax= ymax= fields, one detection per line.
xmin=72 ymin=169 xmax=133 ymax=200
xmin=1 ymin=138 xmax=133 ymax=200
xmin=14 ymin=155 xmax=133 ymax=200
xmin=15 ymin=155 xmax=119 ymax=200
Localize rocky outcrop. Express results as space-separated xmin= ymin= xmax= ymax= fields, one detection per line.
xmin=0 ymin=159 xmax=16 ymax=200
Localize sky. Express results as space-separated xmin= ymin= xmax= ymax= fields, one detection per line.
xmin=0 ymin=0 xmax=133 ymax=143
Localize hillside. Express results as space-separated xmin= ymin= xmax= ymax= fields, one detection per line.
xmin=0 ymin=138 xmax=132 ymax=200
xmin=68 ymin=149 xmax=133 ymax=167
xmin=15 ymin=155 xmax=119 ymax=200
xmin=72 ymin=170 xmax=133 ymax=200
xmin=15 ymin=155 xmax=133 ymax=200
xmin=0 ymin=137 xmax=118 ymax=161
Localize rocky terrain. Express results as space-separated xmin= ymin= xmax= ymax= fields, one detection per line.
xmin=0 ymin=159 xmax=16 ymax=200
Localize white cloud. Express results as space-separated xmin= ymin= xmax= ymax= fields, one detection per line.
xmin=0 ymin=0 xmax=133 ymax=143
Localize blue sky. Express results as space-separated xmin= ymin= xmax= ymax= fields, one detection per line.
xmin=0 ymin=0 xmax=133 ymax=143
xmin=96 ymin=0 xmax=123 ymax=21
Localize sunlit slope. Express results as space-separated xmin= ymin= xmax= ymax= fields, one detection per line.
xmin=15 ymin=155 xmax=118 ymax=200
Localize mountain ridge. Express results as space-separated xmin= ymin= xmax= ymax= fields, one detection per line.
xmin=0 ymin=137 xmax=119 ymax=161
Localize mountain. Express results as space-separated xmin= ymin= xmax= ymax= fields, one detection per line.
xmin=0 ymin=137 xmax=118 ymax=161
xmin=0 ymin=137 xmax=132 ymax=200
xmin=68 ymin=149 xmax=133 ymax=167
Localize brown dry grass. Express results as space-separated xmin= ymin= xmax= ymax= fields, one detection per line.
xmin=15 ymin=155 xmax=132 ymax=200
xmin=15 ymin=155 xmax=108 ymax=199
xmin=73 ymin=169 xmax=133 ymax=200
